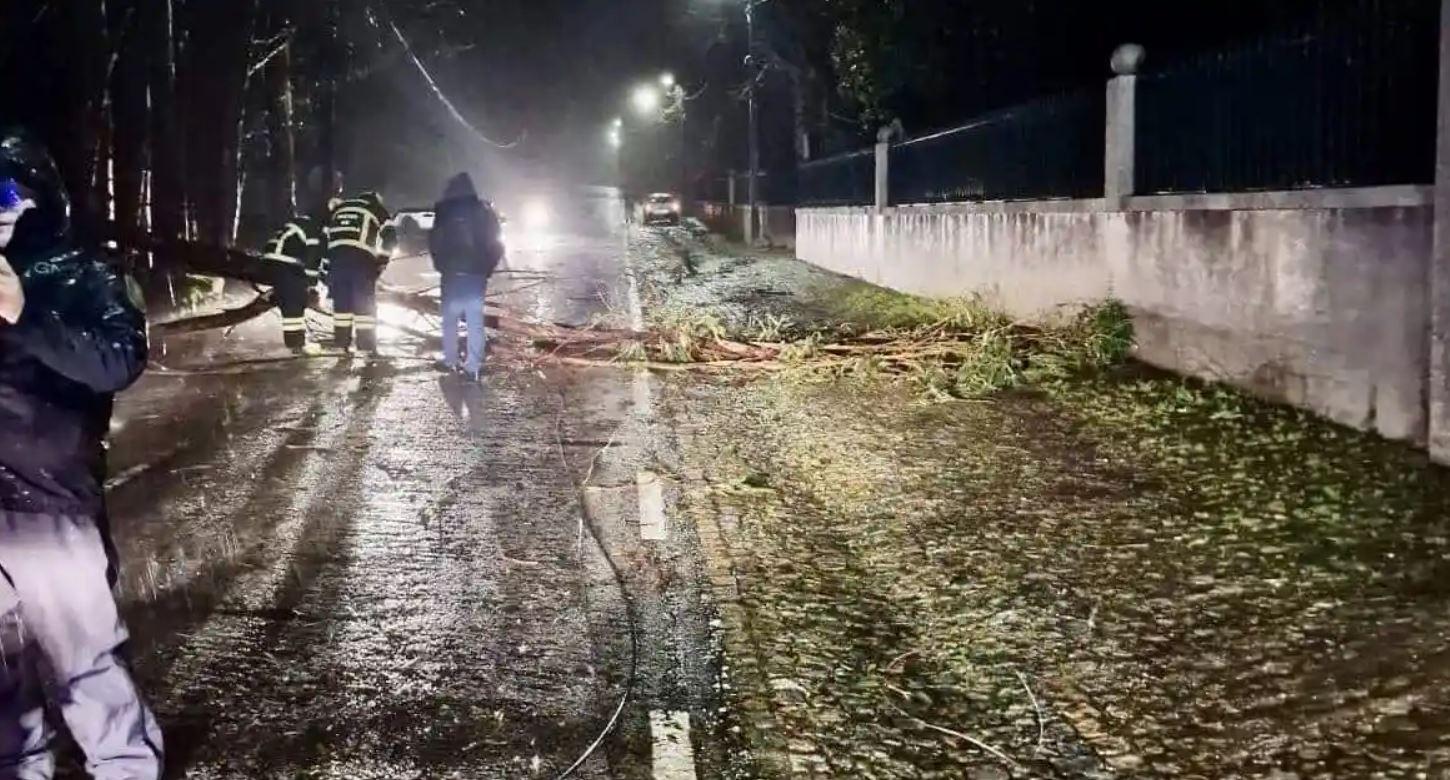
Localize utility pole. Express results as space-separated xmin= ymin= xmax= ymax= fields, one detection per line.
xmin=676 ymin=86 xmax=688 ymax=203
xmin=745 ymin=0 xmax=760 ymax=243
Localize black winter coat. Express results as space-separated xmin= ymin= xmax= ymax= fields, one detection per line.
xmin=0 ymin=245 xmax=147 ymax=514
xmin=429 ymin=196 xmax=503 ymax=277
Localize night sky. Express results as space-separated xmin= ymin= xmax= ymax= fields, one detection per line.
xmin=345 ymin=0 xmax=702 ymax=206
xmin=4 ymin=0 xmax=1422 ymax=217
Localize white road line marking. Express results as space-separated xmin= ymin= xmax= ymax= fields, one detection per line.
xmin=623 ymin=247 xmax=656 ymax=420
xmin=633 ymin=367 xmax=655 ymax=419
xmin=650 ymin=710 xmax=697 ymax=779
xmin=637 ymin=470 xmax=667 ymax=541
xmin=625 ymin=261 xmax=646 ymax=332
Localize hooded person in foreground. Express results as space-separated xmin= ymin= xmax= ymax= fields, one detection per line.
xmin=0 ymin=129 xmax=162 ymax=777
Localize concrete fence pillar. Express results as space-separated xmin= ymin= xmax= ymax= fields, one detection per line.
xmin=1105 ymin=44 xmax=1145 ymax=203
xmin=727 ymin=170 xmax=737 ymax=206
xmin=1429 ymin=0 xmax=1450 ymax=461
xmin=874 ymin=141 xmax=890 ymax=211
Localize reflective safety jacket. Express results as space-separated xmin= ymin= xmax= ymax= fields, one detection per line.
xmin=325 ymin=193 xmax=395 ymax=263
xmin=263 ymin=216 xmax=324 ymax=279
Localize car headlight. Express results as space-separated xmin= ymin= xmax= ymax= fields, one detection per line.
xmin=523 ymin=199 xmax=551 ymax=231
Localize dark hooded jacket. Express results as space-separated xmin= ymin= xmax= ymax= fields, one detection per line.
xmin=429 ymin=173 xmax=503 ymax=277
xmin=0 ymin=132 xmax=147 ymax=514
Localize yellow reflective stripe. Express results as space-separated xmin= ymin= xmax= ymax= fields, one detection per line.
xmin=328 ymin=206 xmax=387 ymax=254
xmin=267 ymin=224 xmax=308 ymax=257
xmin=281 ymin=320 xmax=306 ymax=332
xmin=332 ymin=208 xmax=381 ymax=241
xmin=333 ymin=313 xmax=355 ymax=323
xmin=355 ymin=316 xmax=378 ymax=329
xmin=333 ymin=206 xmax=379 ymax=225
xmin=327 ymin=238 xmax=382 ymax=254
xmin=264 ymin=253 xmax=302 ymax=265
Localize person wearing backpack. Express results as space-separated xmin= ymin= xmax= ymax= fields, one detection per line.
xmin=429 ymin=173 xmax=503 ymax=380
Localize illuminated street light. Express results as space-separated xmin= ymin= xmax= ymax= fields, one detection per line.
xmin=631 ymin=84 xmax=661 ymax=115
xmin=660 ymin=72 xmax=676 ymax=88
xmin=607 ymin=127 xmax=621 ymax=148
xmin=612 ymin=116 xmax=623 ymax=129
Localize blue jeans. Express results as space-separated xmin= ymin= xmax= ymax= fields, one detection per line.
xmin=441 ymin=274 xmax=487 ymax=374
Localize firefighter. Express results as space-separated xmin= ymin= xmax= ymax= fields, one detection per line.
xmin=262 ymin=215 xmax=324 ymax=354
xmin=324 ymin=192 xmax=394 ymax=353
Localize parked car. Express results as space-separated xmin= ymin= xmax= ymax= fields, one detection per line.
xmin=389 ymin=208 xmax=435 ymax=255
xmin=391 ymin=208 xmax=436 ymax=233
xmin=642 ymin=192 xmax=681 ymax=225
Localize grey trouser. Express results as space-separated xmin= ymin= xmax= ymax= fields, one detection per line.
xmin=0 ymin=511 xmax=162 ymax=779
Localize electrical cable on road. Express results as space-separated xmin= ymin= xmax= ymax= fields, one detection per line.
xmin=550 ymin=389 xmax=641 ymax=779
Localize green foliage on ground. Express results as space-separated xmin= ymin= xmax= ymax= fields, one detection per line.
xmin=823 ymin=284 xmax=1010 ymax=332
xmin=643 ymin=284 xmax=1136 ymax=401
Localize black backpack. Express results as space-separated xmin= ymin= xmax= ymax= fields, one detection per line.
xmin=432 ymin=198 xmax=503 ymax=275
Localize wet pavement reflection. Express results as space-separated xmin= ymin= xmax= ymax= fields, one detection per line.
xmin=93 ymin=222 xmax=727 ymax=778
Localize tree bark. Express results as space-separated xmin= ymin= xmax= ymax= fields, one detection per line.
xmin=146 ymin=0 xmax=187 ymax=250
xmin=266 ymin=39 xmax=298 ymax=220
xmin=60 ymin=0 xmax=110 ymax=244
xmin=316 ymin=0 xmax=342 ymax=214
xmin=112 ymin=1 xmax=149 ymax=262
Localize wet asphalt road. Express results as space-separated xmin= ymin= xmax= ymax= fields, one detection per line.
xmin=89 ymin=227 xmax=726 ymax=778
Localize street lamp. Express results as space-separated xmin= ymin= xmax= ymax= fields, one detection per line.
xmin=621 ymin=74 xmax=690 ymax=207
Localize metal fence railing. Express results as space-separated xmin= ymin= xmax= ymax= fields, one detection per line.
xmin=1136 ymin=14 xmax=1437 ymax=194
xmin=698 ymin=172 xmax=797 ymax=206
xmin=713 ymin=1 xmax=1437 ymax=208
xmin=798 ymin=149 xmax=876 ymax=207
xmin=891 ymin=89 xmax=1106 ymax=204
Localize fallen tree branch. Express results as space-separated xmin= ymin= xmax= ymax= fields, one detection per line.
xmin=549 ymin=356 xmax=784 ymax=373
xmin=152 ymin=292 xmax=276 ymax=335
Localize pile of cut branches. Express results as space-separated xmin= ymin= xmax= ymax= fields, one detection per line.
xmin=421 ymin=287 xmax=1137 ymax=399
xmin=150 ymin=272 xmax=1133 ymax=399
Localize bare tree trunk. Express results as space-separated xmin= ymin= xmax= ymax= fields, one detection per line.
xmin=61 ymin=0 xmax=110 ymax=244
xmin=266 ymin=39 xmax=298 ymax=220
xmin=93 ymin=103 xmax=113 ymax=232
xmin=317 ymin=0 xmax=341 ymax=213
xmin=183 ymin=0 xmax=258 ymax=249
xmin=146 ymin=0 xmax=186 ymax=247
xmin=112 ymin=0 xmax=149 ymax=262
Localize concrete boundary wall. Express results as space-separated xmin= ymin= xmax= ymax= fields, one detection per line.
xmin=696 ymin=203 xmax=796 ymax=249
xmin=797 ymin=186 xmax=1434 ymax=443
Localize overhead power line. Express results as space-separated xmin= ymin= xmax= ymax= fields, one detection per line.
xmin=364 ymin=4 xmax=523 ymax=150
